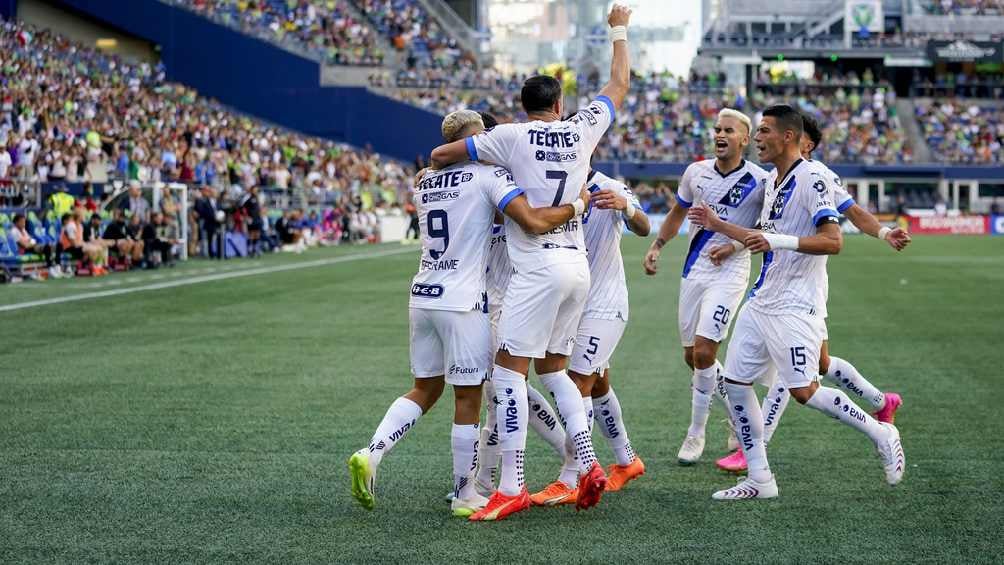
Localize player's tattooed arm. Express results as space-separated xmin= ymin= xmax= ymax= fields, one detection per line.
xmin=643 ymin=201 xmax=686 ymax=275
xmin=844 ymin=204 xmax=911 ymax=251
xmin=502 ymin=186 xmax=591 ymax=235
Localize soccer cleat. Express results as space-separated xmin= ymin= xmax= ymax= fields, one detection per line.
xmin=575 ymin=462 xmax=607 ymax=511
xmin=444 ymin=491 xmax=455 ymax=503
xmin=468 ymin=489 xmax=530 ymax=521
xmin=677 ymin=435 xmax=706 ymax=465
xmin=712 ymin=475 xmax=779 ymax=500
xmin=475 ymin=476 xmax=495 ymax=499
xmin=874 ymin=392 xmax=902 ymax=424
xmin=605 ymin=457 xmax=645 ymax=492
xmin=716 ymin=450 xmax=747 ymax=473
xmin=530 ymin=481 xmax=578 ymax=506
xmin=348 ymin=449 xmax=376 ymax=510
xmin=451 ymin=492 xmax=490 ymax=518
xmin=876 ymin=422 xmax=905 ymax=486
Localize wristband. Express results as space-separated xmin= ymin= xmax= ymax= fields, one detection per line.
xmin=654 ymin=237 xmax=667 ymax=249
xmin=876 ymin=226 xmax=892 ymax=240
xmin=730 ymin=240 xmax=745 ymax=253
xmin=610 ymin=26 xmax=627 ymax=42
xmin=572 ymin=198 xmax=586 ymax=216
xmin=762 ymin=233 xmax=799 ymax=251
xmin=622 ymin=202 xmax=636 ymax=220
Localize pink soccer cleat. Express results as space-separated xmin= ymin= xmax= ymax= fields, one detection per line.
xmin=716 ymin=450 xmax=747 ymax=473
xmin=874 ymin=393 xmax=902 ymax=424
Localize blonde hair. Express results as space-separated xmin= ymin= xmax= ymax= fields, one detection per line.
xmin=441 ymin=110 xmax=485 ymax=143
xmin=717 ymin=108 xmax=752 ymax=134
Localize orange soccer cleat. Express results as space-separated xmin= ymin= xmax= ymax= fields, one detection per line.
xmin=468 ymin=488 xmax=530 ymax=522
xmin=575 ymin=462 xmax=607 ymax=511
xmin=605 ymin=457 xmax=645 ymax=492
xmin=530 ymin=481 xmax=578 ymax=506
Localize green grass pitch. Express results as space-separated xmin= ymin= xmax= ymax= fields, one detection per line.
xmin=2 ymin=235 xmax=1003 ymax=563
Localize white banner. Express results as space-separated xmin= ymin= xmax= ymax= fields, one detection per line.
xmin=846 ymin=0 xmax=883 ymax=33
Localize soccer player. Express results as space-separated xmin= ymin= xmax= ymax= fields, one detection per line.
xmin=532 ymin=168 xmax=651 ymax=506
xmin=430 ymin=4 xmax=633 ymax=521
xmin=349 ymin=110 xmax=592 ymax=516
xmin=642 ymin=109 xmax=768 ymax=464
xmin=713 ymin=113 xmax=911 ymax=472
xmin=687 ymin=104 xmax=905 ymax=500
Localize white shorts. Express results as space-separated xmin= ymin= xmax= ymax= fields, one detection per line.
xmin=723 ymin=304 xmax=826 ymax=390
xmin=409 ymin=307 xmax=492 ymax=385
xmin=678 ymin=277 xmax=747 ymax=347
xmin=497 ymin=260 xmax=590 ymax=359
xmin=568 ymin=316 xmax=627 ymax=376
xmin=821 ymin=320 xmax=829 ymax=341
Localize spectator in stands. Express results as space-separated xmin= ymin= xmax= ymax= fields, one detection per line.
xmin=275 ymin=210 xmax=304 ymax=252
xmin=142 ymin=212 xmax=175 ymax=267
xmin=10 ymin=213 xmax=58 ymax=277
xmin=239 ymin=185 xmax=263 ymax=257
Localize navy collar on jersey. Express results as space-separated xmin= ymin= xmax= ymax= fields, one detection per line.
xmin=773 ymin=158 xmax=804 ymax=189
xmin=713 ymin=159 xmax=746 ymax=178
xmin=587 ymin=169 xmax=598 ymax=182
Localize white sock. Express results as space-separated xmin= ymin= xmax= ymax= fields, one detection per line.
xmin=688 ymin=364 xmax=717 ymax=437
xmin=593 ymin=388 xmax=636 ymax=466
xmin=475 ymin=390 xmax=500 ymax=487
xmin=539 ymin=371 xmax=597 ymax=472
xmin=527 ymin=383 xmax=567 ymax=459
xmin=805 ymin=386 xmax=888 ymax=444
xmin=824 ymin=356 xmax=886 ymax=411
xmin=724 ymin=381 xmax=771 ymax=483
xmin=367 ymin=396 xmax=423 ymax=468
xmin=761 ymin=384 xmax=791 ymax=445
xmin=452 ymin=423 xmax=479 ymax=500
xmin=582 ymin=396 xmax=594 ymax=434
xmin=712 ymin=361 xmax=728 ymax=405
xmin=493 ymin=365 xmax=528 ymax=496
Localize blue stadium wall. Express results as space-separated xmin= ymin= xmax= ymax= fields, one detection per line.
xmin=51 ymin=0 xmax=443 ymax=163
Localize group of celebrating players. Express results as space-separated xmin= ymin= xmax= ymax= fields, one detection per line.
xmin=348 ymin=4 xmax=909 ymax=521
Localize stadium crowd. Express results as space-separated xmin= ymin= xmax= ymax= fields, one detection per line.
xmin=915 ymin=99 xmax=1004 ymax=164
xmin=921 ymin=0 xmax=1004 ymax=15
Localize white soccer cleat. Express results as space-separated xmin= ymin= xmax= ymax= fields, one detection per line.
xmin=677 ymin=435 xmax=706 ymax=465
xmin=876 ymin=422 xmax=905 ymax=486
xmin=451 ymin=492 xmax=490 ymax=518
xmin=475 ymin=476 xmax=495 ymax=499
xmin=712 ymin=475 xmax=779 ymax=500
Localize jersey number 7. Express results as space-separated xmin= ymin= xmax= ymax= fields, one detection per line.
xmin=546 ymin=170 xmax=568 ymax=206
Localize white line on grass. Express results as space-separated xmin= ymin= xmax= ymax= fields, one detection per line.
xmin=0 ymin=246 xmax=415 ymax=313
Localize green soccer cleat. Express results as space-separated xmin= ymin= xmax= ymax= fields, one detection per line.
xmin=348 ymin=449 xmax=376 ymax=510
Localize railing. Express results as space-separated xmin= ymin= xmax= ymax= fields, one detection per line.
xmin=413 ymin=0 xmax=490 ymax=62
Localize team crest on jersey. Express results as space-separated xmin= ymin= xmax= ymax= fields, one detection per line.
xmin=813 ymin=179 xmax=827 ymax=193
xmin=718 ymin=172 xmax=757 ymax=207
xmin=769 ymin=176 xmax=797 ymax=220
xmin=573 ymin=109 xmax=598 ymax=126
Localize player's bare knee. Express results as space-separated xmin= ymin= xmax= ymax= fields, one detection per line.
xmin=788 ymin=382 xmax=819 ymax=405
xmin=568 ymin=370 xmax=596 ymax=396
xmin=591 ymin=370 xmax=610 ymax=397
xmin=692 ymin=338 xmax=718 ymax=369
xmin=683 ymin=347 xmax=695 ymax=370
xmin=818 ymin=342 xmax=830 ymax=375
xmin=452 ymin=384 xmax=483 ymax=424
xmin=408 ymin=377 xmax=445 ymax=411
xmin=495 ymin=349 xmax=529 ymax=375
xmin=533 ymin=352 xmax=567 ymax=375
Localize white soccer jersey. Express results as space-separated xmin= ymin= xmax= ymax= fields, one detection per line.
xmin=485 ymin=221 xmax=513 ymax=310
xmin=581 ymin=170 xmax=640 ymax=321
xmin=675 ymin=159 xmax=768 ymax=284
xmin=468 ymin=96 xmax=616 ymax=273
xmin=747 ymin=158 xmax=839 ymax=315
xmin=410 ymin=162 xmax=523 ymax=311
xmin=808 ymin=159 xmax=854 ymax=213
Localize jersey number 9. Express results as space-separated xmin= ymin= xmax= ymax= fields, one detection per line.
xmin=427 ymin=209 xmax=450 ymax=259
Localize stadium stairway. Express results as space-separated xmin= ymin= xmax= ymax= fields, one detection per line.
xmin=897 ymin=98 xmax=933 ymax=163
xmin=54 ymin=0 xmax=443 ymax=163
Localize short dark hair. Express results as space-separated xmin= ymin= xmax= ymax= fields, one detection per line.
xmin=801 ymin=113 xmax=822 ymax=154
xmin=90 ymin=213 xmax=102 ymax=222
xmin=13 ymin=213 xmax=25 ymax=223
xmin=479 ymin=112 xmax=498 ymax=129
xmin=762 ymin=104 xmax=804 ymax=139
xmin=521 ymin=75 xmax=562 ymax=114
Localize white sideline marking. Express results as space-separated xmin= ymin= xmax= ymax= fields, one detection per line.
xmin=0 ymin=247 xmax=414 ymax=313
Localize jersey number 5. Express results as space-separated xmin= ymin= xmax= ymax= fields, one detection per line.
xmin=427 ymin=209 xmax=450 ymax=259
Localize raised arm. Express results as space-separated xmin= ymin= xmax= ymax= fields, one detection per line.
xmin=597 ymin=5 xmax=632 ymax=110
